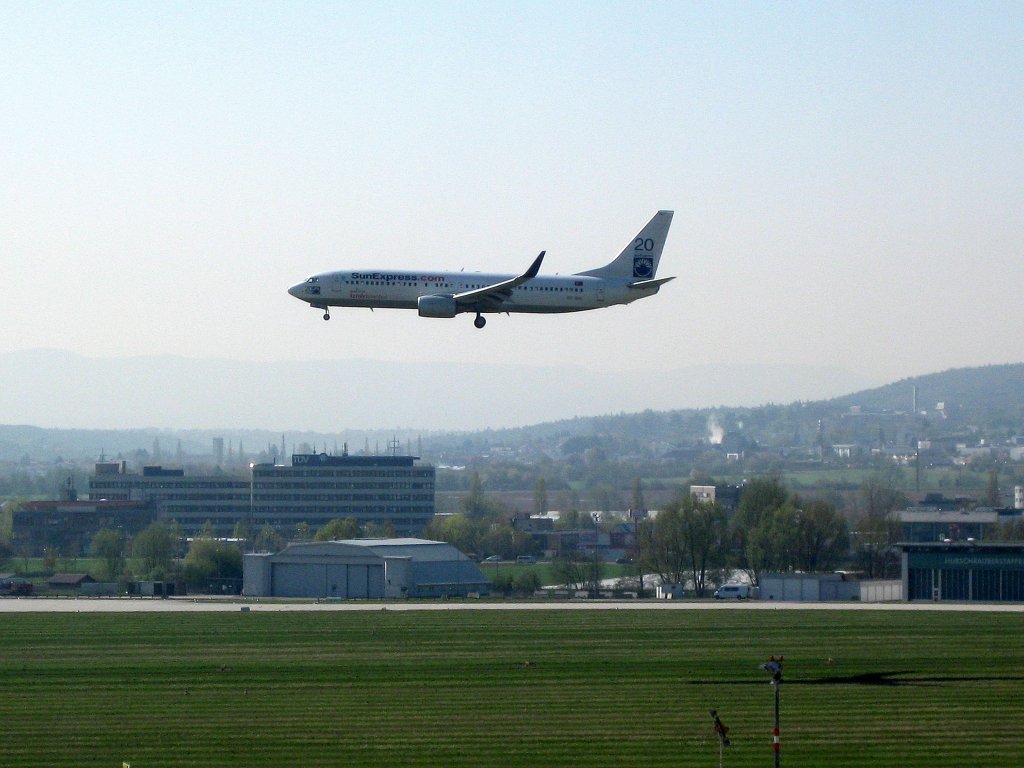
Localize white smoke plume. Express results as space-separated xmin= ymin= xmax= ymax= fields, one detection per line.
xmin=707 ymin=414 xmax=724 ymax=445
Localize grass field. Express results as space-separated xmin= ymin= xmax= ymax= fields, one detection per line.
xmin=1 ymin=608 xmax=1023 ymax=767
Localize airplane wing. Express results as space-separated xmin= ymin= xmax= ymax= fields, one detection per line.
xmin=453 ymin=251 xmax=545 ymax=310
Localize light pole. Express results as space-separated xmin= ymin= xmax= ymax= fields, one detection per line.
xmin=632 ymin=508 xmax=644 ymax=598
xmin=760 ymin=656 xmax=783 ymax=767
xmin=248 ymin=462 xmax=255 ymax=545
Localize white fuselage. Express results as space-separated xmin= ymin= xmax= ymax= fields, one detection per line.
xmin=289 ymin=269 xmax=660 ymax=315
xmin=288 ymin=210 xmax=675 ymax=326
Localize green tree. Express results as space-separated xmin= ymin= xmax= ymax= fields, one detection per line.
xmin=254 ymin=523 xmax=285 ymax=552
xmin=182 ymin=539 xmax=242 ymax=592
xmin=90 ymin=528 xmax=124 ymax=581
xmin=232 ymin=520 xmax=251 ymax=542
xmin=480 ymin=521 xmax=536 ymax=560
xmin=733 ymin=476 xmax=789 ymax=581
xmin=132 ymin=522 xmax=176 ymax=579
xmin=315 ymin=518 xmax=361 ymax=541
xmin=984 ymin=469 xmax=1001 ymax=507
xmin=790 ymin=498 xmax=850 ymax=573
xmin=424 ymin=513 xmax=485 ymax=555
xmin=678 ymin=497 xmax=728 ymax=597
xmin=533 ymin=478 xmax=549 ymax=516
xmin=735 ymin=476 xmax=788 ymax=530
xmin=640 ymin=505 xmax=689 ymax=586
xmin=852 ymin=510 xmax=901 ymax=578
xmin=590 ymin=486 xmax=619 ymax=514
xmin=363 ymin=520 xmax=396 ymax=538
xmin=581 ymin=549 xmax=605 ymax=597
xmin=743 ymin=503 xmax=798 ymax=584
xmin=513 ymin=569 xmax=541 ymax=595
xmin=999 ymin=517 xmax=1024 ymax=541
xmin=631 ymin=477 xmax=646 ymax=514
xmin=0 ymin=499 xmax=22 ymax=543
xmin=551 ymin=555 xmax=589 ymax=592
xmin=853 ymin=472 xmax=906 ymax=578
xmin=489 ymin=568 xmax=515 ymax=595
xmin=647 ymin=496 xmax=729 ymax=596
xmin=460 ymin=471 xmax=504 ymax=519
xmin=860 ymin=471 xmax=908 ymax=518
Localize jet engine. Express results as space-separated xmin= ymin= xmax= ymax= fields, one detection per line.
xmin=417 ymin=295 xmax=458 ymax=318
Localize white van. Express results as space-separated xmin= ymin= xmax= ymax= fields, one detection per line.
xmin=714 ymin=583 xmax=754 ymax=600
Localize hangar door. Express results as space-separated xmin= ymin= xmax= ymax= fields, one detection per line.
xmin=337 ymin=564 xmax=385 ymax=598
xmin=273 ymin=562 xmax=325 ymax=598
xmin=273 ymin=561 xmax=385 ymax=599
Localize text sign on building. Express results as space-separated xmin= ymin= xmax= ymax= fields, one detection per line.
xmin=911 ymin=552 xmax=1024 ymax=570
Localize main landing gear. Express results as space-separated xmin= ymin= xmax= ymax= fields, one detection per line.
xmin=473 ymin=313 xmax=486 ymax=329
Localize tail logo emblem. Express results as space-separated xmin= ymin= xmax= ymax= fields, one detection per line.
xmin=633 ymin=257 xmax=654 ymax=278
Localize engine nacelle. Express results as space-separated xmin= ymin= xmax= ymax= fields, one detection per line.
xmin=417 ymin=294 xmax=458 ymax=318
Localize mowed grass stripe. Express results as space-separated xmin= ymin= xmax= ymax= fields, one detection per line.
xmin=0 ymin=609 xmax=1022 ymax=767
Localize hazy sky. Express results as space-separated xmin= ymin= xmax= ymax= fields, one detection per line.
xmin=1 ymin=3 xmax=1022 ymax=428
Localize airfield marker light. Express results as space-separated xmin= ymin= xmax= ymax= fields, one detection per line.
xmin=759 ymin=656 xmax=784 ymax=767
xmin=709 ymin=709 xmax=730 ymax=768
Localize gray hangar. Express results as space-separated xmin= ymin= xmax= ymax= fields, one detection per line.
xmin=243 ymin=538 xmax=489 ymax=599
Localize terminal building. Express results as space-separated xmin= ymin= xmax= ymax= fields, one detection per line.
xmin=902 ymin=542 xmax=1024 ymax=602
xmin=87 ymin=452 xmax=435 ymax=538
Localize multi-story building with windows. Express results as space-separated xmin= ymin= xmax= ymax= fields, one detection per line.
xmin=12 ymin=500 xmax=157 ymax=556
xmin=87 ymin=453 xmax=435 ymax=538
xmin=247 ymin=453 xmax=435 ymax=536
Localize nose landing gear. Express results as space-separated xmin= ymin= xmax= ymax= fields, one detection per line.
xmin=473 ymin=314 xmax=486 ymax=329
xmin=323 ymin=311 xmax=331 ymax=321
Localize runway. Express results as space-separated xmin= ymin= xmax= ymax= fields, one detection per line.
xmin=2 ymin=597 xmax=1023 ymax=613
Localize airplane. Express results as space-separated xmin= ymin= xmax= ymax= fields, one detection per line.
xmin=287 ymin=210 xmax=674 ymax=329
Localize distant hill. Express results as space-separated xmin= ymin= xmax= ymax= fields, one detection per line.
xmin=1 ymin=360 xmax=1021 ymax=462
xmin=829 ymin=364 xmax=1024 ymax=420
xmin=0 ymin=347 xmax=872 ymax=442
xmin=444 ymin=363 xmax=1024 ymax=453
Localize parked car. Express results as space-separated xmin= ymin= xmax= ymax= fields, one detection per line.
xmin=714 ymin=583 xmax=754 ymax=600
xmin=483 ymin=555 xmax=501 ymax=562
xmin=516 ymin=555 xmax=537 ymax=564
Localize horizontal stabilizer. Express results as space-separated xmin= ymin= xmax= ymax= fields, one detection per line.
xmin=628 ymin=276 xmax=675 ymax=290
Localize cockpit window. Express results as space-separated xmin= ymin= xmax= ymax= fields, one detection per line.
xmin=306 ymin=277 xmax=319 ymax=283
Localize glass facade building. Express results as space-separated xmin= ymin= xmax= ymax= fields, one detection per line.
xmin=88 ymin=454 xmax=435 ymax=538
xmin=903 ymin=542 xmax=1024 ymax=602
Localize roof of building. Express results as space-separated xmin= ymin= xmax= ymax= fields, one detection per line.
xmin=898 ymin=509 xmax=999 ymax=524
xmin=334 ymin=538 xmax=466 ymax=562
xmin=899 ymin=541 xmax=1024 ymax=552
xmin=254 ymin=538 xmax=469 ymax=563
xmin=47 ymin=573 xmax=96 ymax=585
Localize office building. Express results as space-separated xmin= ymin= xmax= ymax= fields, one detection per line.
xmin=87 ymin=452 xmax=435 ymax=538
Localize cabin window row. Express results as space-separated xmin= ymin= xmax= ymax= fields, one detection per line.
xmin=341 ymin=278 xmax=583 ymax=293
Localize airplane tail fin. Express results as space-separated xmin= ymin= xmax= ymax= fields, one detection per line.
xmin=576 ymin=210 xmax=674 ymax=280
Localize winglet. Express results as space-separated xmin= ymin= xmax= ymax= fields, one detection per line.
xmin=453 ymin=251 xmax=546 ymax=306
xmin=524 ymin=250 xmax=545 ymax=279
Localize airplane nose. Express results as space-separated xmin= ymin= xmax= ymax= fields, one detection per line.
xmin=288 ymin=283 xmax=301 ymax=298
